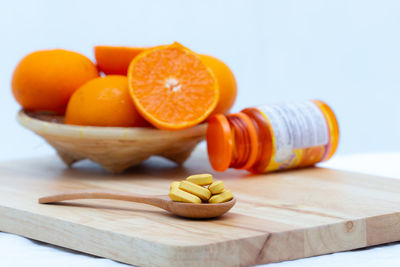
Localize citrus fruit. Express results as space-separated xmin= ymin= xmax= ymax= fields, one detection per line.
xmin=200 ymin=55 xmax=237 ymax=116
xmin=94 ymin=46 xmax=148 ymax=75
xmin=12 ymin=49 xmax=99 ymax=114
xmin=65 ymin=75 xmax=150 ymax=127
xmin=127 ymin=42 xmax=219 ymax=130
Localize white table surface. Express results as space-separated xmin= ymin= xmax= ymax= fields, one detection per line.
xmin=1 ymin=152 xmax=400 ymax=267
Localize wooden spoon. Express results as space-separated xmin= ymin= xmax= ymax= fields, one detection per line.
xmin=38 ymin=190 xmax=236 ymax=219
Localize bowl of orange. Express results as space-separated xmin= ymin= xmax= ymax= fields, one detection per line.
xmin=13 ymin=43 xmax=237 ymax=173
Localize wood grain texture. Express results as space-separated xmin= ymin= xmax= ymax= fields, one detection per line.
xmin=0 ymin=148 xmax=400 ymax=266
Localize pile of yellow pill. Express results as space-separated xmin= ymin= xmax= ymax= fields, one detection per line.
xmin=168 ymin=174 xmax=234 ymax=204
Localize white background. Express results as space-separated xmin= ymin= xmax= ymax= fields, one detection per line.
xmin=1 ymin=1 xmax=400 ymax=266
xmin=1 ymin=0 xmax=400 ymax=160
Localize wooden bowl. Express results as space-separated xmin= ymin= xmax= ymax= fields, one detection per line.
xmin=17 ymin=110 xmax=207 ymax=173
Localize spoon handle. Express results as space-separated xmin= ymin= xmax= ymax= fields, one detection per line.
xmin=38 ymin=189 xmax=168 ymax=209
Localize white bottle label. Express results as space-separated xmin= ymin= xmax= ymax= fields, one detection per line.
xmin=257 ymin=101 xmax=329 ymax=162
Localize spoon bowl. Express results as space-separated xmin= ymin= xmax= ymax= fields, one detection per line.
xmin=39 ymin=190 xmax=236 ymax=219
xmin=162 ymin=196 xmax=236 ymax=219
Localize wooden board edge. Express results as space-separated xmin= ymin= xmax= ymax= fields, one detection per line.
xmin=255 ymin=212 xmax=400 ymax=265
xmin=0 ymin=205 xmax=272 ymax=267
xmin=255 ymin=218 xmax=367 ymax=264
xmin=366 ymin=212 xmax=400 ymax=246
xmin=3 ymin=205 xmax=400 ymax=266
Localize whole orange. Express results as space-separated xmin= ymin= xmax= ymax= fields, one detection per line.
xmin=200 ymin=55 xmax=237 ymax=116
xmin=12 ymin=49 xmax=99 ymax=114
xmin=65 ymin=75 xmax=150 ymax=127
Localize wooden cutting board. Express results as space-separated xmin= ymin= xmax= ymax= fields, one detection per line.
xmin=1 ymin=149 xmax=400 ymax=267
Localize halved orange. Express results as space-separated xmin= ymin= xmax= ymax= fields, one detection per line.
xmin=94 ymin=46 xmax=149 ymax=75
xmin=128 ymin=42 xmax=219 ymax=130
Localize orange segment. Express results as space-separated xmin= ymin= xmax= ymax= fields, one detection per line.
xmin=128 ymin=42 xmax=219 ymax=130
xmin=94 ymin=46 xmax=149 ymax=75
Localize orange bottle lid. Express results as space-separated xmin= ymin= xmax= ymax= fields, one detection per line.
xmin=228 ymin=113 xmax=259 ymax=170
xmin=207 ymin=112 xmax=259 ymax=172
xmin=206 ymin=114 xmax=233 ymax=171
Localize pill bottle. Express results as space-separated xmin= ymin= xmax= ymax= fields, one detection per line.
xmin=206 ymin=100 xmax=339 ymax=173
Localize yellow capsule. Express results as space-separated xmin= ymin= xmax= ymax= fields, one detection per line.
xmin=169 ymin=188 xmax=201 ymax=204
xmin=209 ymin=190 xmax=233 ymax=203
xmin=208 ymin=180 xmax=225 ymax=194
xmin=170 ymin=181 xmax=181 ymax=190
xmin=186 ymin=174 xmax=213 ymax=186
xmin=179 ymin=180 xmax=211 ymax=201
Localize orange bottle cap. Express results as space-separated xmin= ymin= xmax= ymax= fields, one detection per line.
xmin=228 ymin=112 xmax=259 ymax=170
xmin=206 ymin=114 xmax=233 ymax=171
